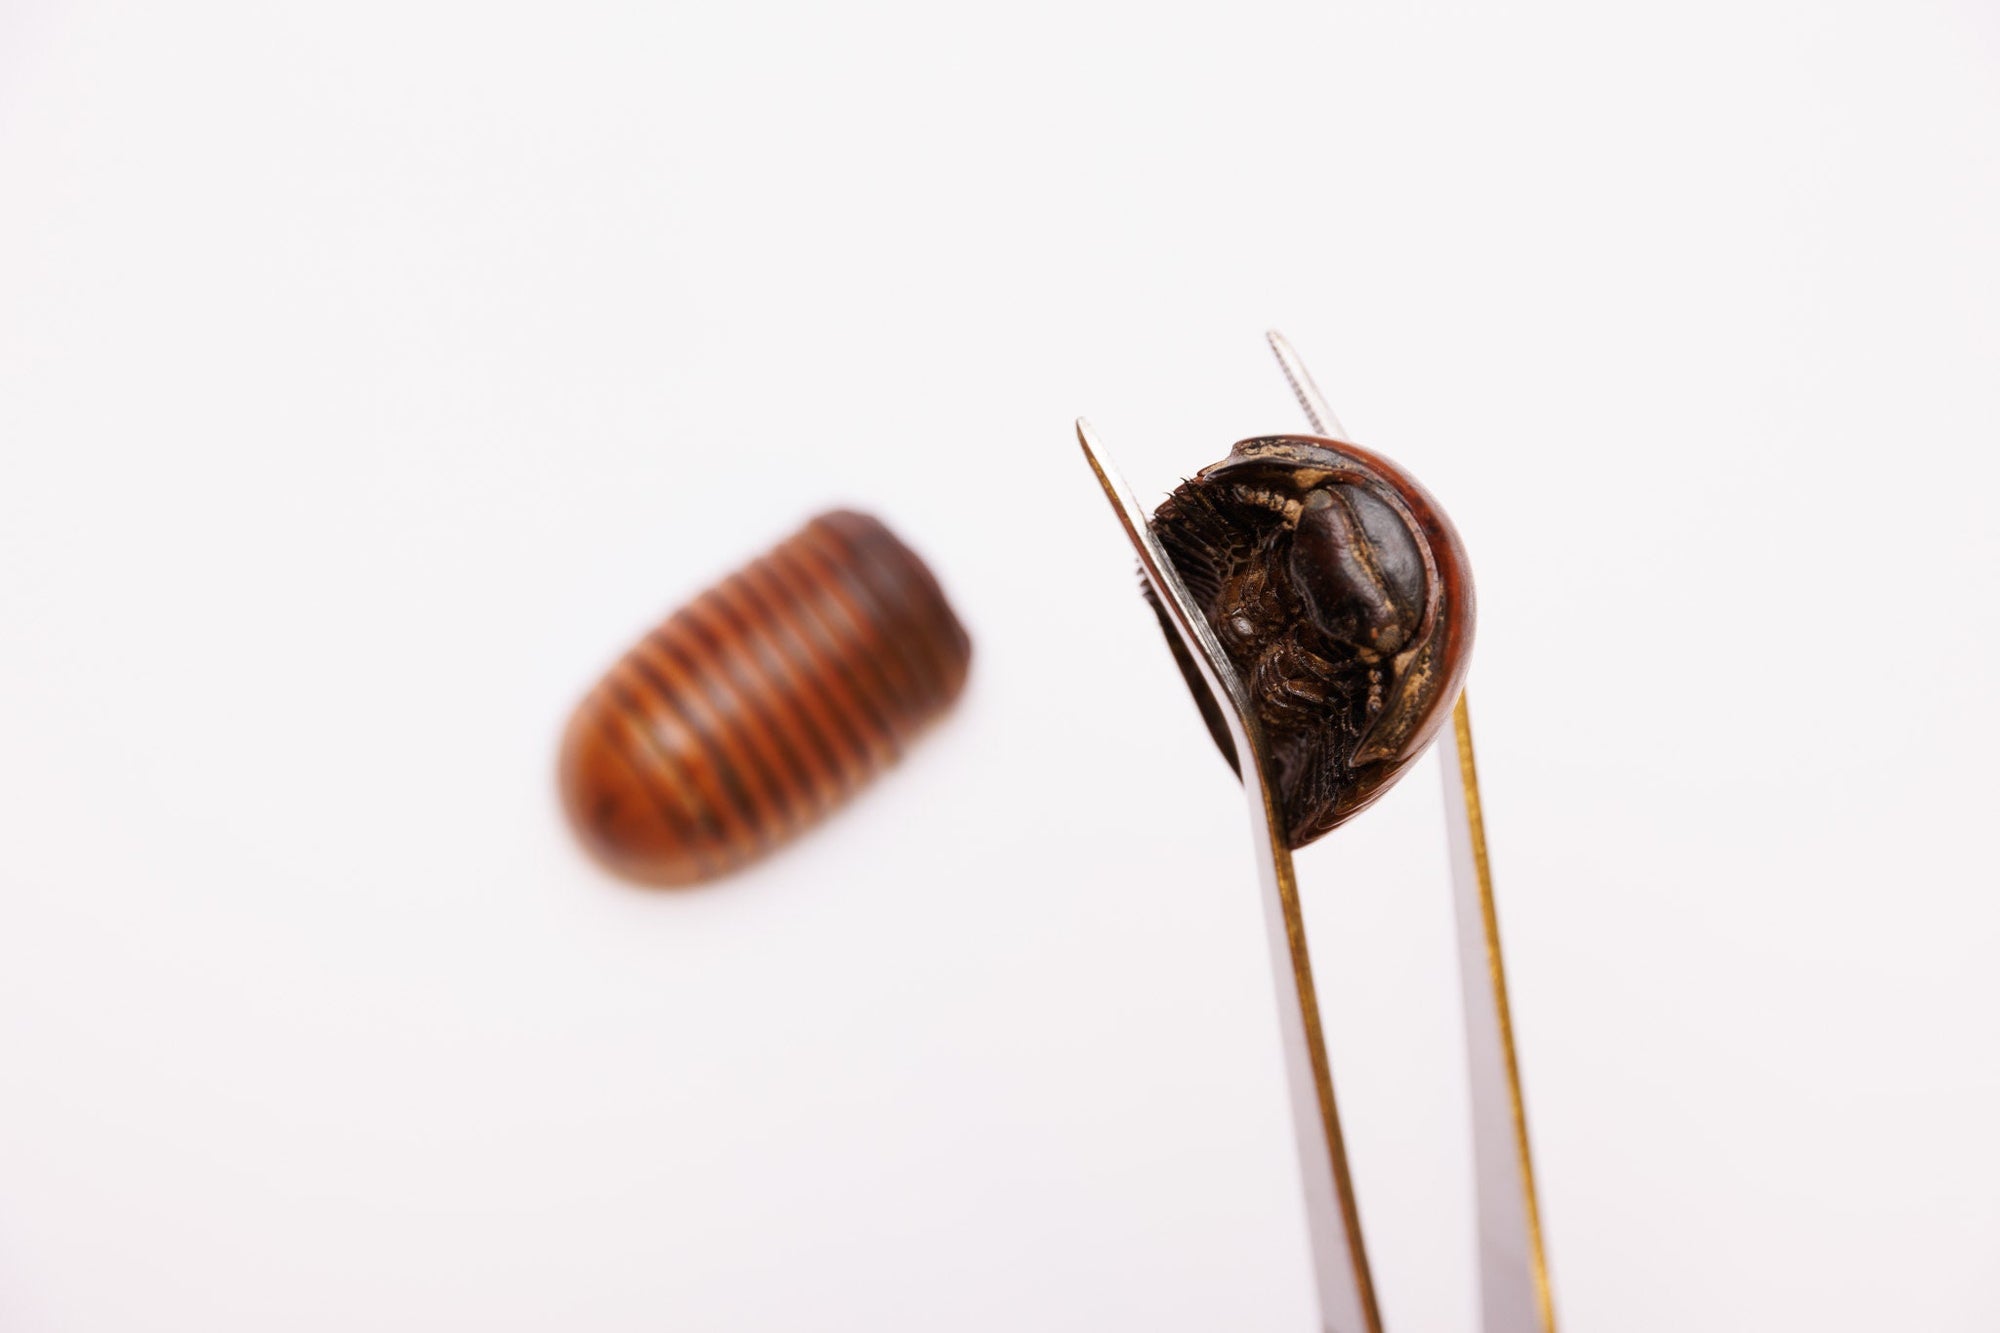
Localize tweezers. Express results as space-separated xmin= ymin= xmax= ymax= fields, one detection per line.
xmin=1075 ymin=333 xmax=1556 ymax=1333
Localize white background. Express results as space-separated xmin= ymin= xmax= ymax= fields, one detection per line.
xmin=2 ymin=1 xmax=1996 ymax=1329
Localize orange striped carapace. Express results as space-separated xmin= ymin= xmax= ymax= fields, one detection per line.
xmin=559 ymin=511 xmax=971 ymax=885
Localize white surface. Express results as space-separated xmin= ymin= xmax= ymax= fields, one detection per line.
xmin=1 ymin=2 xmax=1996 ymax=1329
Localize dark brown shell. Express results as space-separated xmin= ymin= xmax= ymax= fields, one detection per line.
xmin=559 ymin=511 xmax=971 ymax=886
xmin=1148 ymin=435 xmax=1474 ymax=847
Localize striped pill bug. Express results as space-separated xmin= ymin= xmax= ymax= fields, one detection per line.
xmin=559 ymin=510 xmax=971 ymax=885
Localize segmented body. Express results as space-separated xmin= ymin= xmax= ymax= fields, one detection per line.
xmin=560 ymin=511 xmax=971 ymax=885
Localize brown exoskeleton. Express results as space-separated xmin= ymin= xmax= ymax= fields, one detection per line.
xmin=1148 ymin=435 xmax=1475 ymax=847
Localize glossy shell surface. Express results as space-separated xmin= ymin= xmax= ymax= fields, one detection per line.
xmin=1149 ymin=434 xmax=1474 ymax=847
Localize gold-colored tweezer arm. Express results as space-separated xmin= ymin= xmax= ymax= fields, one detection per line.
xmin=1267 ymin=331 xmax=1558 ymax=1333
xmin=1076 ymin=419 xmax=1381 ymax=1333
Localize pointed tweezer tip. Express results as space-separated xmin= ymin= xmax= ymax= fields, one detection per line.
xmin=1266 ymin=327 xmax=1301 ymax=371
xmin=1074 ymin=416 xmax=1102 ymax=459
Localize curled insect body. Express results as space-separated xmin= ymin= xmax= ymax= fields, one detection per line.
xmin=560 ymin=510 xmax=971 ymax=886
xmin=1148 ymin=435 xmax=1474 ymax=847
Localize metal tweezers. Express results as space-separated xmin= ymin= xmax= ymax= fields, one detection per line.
xmin=1076 ymin=333 xmax=1556 ymax=1333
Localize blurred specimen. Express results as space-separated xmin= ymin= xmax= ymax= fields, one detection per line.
xmin=560 ymin=511 xmax=970 ymax=885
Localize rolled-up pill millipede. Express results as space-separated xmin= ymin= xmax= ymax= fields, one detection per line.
xmin=560 ymin=510 xmax=971 ymax=886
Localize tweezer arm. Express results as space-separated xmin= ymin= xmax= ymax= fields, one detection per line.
xmin=1077 ymin=419 xmax=1381 ymax=1333
xmin=1266 ymin=330 xmax=1557 ymax=1333
xmin=1440 ymin=699 xmax=1557 ymax=1333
